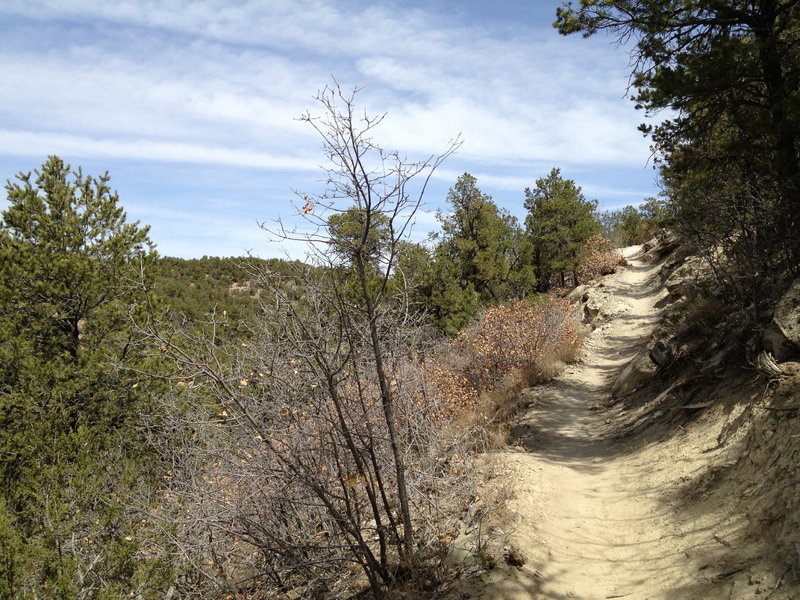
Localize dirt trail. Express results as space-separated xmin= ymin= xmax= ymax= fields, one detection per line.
xmin=460 ymin=248 xmax=757 ymax=600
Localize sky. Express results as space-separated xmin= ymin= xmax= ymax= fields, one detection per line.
xmin=0 ymin=0 xmax=662 ymax=259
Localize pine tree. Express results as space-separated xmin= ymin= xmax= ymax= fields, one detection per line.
xmin=556 ymin=0 xmax=800 ymax=300
xmin=430 ymin=173 xmax=535 ymax=332
xmin=524 ymin=168 xmax=600 ymax=290
xmin=0 ymin=157 xmax=168 ymax=598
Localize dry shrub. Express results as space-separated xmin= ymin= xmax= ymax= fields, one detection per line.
xmin=145 ymin=290 xmax=585 ymax=599
xmin=141 ymin=292 xmax=486 ymax=600
xmin=426 ymin=365 xmax=479 ymax=418
xmin=577 ymin=234 xmax=625 ymax=283
xmin=466 ymin=387 xmax=526 ymax=452
xmin=454 ymin=297 xmax=582 ymax=391
xmin=534 ymin=348 xmax=567 ymax=382
xmin=680 ymin=293 xmax=731 ymax=334
xmin=145 ymin=296 xmax=585 ymax=598
xmin=139 ymin=84 xmax=475 ymax=600
xmin=424 ymin=297 xmax=584 ymax=448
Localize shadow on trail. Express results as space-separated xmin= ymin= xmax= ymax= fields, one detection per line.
xmin=442 ymin=251 xmax=799 ymax=600
xmin=600 ymin=278 xmax=662 ymax=302
xmin=511 ymin=378 xmax=614 ymax=473
xmin=504 ymin=253 xmax=681 ymax=474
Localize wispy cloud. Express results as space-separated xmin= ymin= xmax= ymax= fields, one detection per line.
xmin=0 ymin=0 xmax=657 ymax=257
xmin=0 ymin=130 xmax=319 ymax=170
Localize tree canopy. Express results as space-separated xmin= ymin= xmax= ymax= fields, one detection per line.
xmin=524 ymin=168 xmax=600 ymax=290
xmin=556 ymin=0 xmax=800 ymax=289
xmin=0 ymin=157 xmax=166 ymax=598
xmin=429 ymin=173 xmax=535 ymax=333
xmin=1 ymin=157 xmax=154 ymax=360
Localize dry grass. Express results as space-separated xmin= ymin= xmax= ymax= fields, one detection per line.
xmin=534 ymin=349 xmax=567 ymax=383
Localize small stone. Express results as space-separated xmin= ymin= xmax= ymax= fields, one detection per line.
xmin=503 ymin=544 xmax=527 ymax=567
xmin=611 ymin=351 xmax=658 ymax=398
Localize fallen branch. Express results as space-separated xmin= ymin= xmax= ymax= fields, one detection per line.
xmin=678 ymin=401 xmax=713 ymax=410
xmin=754 ymin=351 xmax=783 ymax=379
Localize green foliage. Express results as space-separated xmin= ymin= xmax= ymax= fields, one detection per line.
xmin=640 ymin=197 xmax=671 ymax=229
xmin=389 ymin=241 xmax=437 ymax=314
xmin=427 ymin=254 xmax=482 ymax=336
xmin=524 ymin=168 xmax=600 ymax=290
xmin=599 ymin=198 xmax=669 ymax=247
xmin=324 ymin=207 xmax=393 ymax=305
xmin=614 ymin=206 xmax=647 ymax=246
xmin=0 ymin=157 xmax=171 ymax=599
xmin=1 ymin=157 xmax=154 ymax=360
xmin=555 ymin=0 xmax=800 ymax=304
xmin=328 ymin=206 xmax=390 ymax=267
xmin=152 ymin=255 xmax=303 ymax=331
xmin=428 ymin=173 xmax=536 ymax=332
xmin=660 ymin=121 xmax=787 ymax=316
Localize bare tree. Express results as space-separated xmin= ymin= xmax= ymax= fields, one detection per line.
xmin=138 ymin=84 xmax=466 ymax=599
xmin=283 ymin=83 xmax=460 ymax=564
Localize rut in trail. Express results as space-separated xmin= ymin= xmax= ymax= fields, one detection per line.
xmin=455 ymin=247 xmax=774 ymax=600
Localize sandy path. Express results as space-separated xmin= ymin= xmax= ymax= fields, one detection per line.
xmin=445 ymin=247 xmax=799 ymax=600
xmin=467 ymin=248 xmax=716 ymax=600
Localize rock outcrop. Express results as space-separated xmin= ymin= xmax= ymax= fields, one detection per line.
xmin=649 ymin=339 xmax=674 ymax=368
xmin=641 ymin=229 xmax=681 ymax=262
xmin=762 ymin=279 xmax=800 ymax=361
xmin=663 ymin=255 xmax=711 ymax=301
xmin=611 ymin=351 xmax=658 ymax=398
xmin=572 ymin=282 xmax=633 ymax=328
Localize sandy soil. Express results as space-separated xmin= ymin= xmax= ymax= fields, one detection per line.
xmin=447 ymin=247 xmax=794 ymax=600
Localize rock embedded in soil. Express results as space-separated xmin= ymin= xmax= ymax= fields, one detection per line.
xmin=611 ymin=351 xmax=658 ymax=398
xmin=763 ymin=279 xmax=800 ymax=361
xmin=663 ymin=255 xmax=711 ymax=300
xmin=503 ymin=544 xmax=527 ymax=567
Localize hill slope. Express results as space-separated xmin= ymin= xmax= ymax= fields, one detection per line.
xmin=445 ymin=245 xmax=799 ymax=599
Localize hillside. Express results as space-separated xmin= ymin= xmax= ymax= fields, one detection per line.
xmin=153 ymin=255 xmax=305 ymax=323
xmin=442 ymin=240 xmax=800 ymax=599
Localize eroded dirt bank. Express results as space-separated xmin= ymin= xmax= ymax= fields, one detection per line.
xmin=446 ymin=247 xmax=798 ymax=600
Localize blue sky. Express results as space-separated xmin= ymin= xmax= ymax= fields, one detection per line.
xmin=0 ymin=0 xmax=660 ymax=259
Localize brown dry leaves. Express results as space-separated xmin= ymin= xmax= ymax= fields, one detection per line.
xmin=428 ymin=297 xmax=583 ymax=418
xmin=577 ymin=234 xmax=624 ymax=282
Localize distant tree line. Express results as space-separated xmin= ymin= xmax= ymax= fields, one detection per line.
xmin=598 ymin=198 xmax=671 ymax=248
xmin=395 ymin=169 xmax=617 ymax=334
xmin=156 ymin=170 xmax=632 ymax=338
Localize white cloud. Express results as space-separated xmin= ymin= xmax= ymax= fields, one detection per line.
xmin=0 ymin=0 xmax=658 ymax=257
xmin=1 ymin=0 xmax=649 ymax=171
xmin=0 ymin=130 xmax=319 ymax=170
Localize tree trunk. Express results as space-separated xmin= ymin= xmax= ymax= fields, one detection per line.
xmin=356 ymin=248 xmax=415 ymax=564
xmin=754 ymin=2 xmax=800 ymax=252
